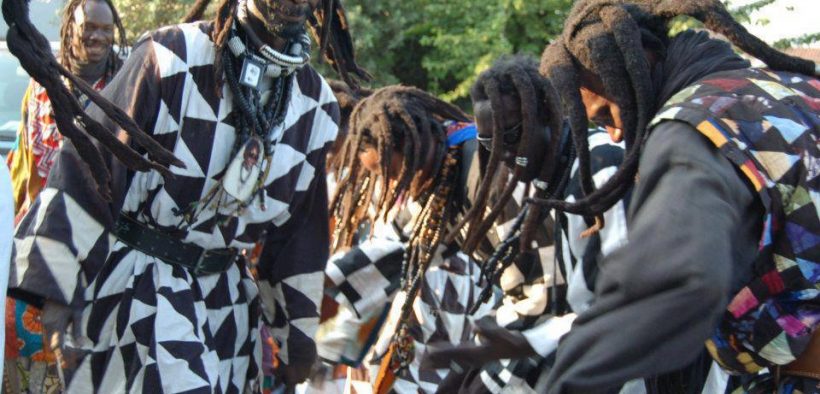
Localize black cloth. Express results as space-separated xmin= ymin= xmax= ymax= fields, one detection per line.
xmin=544 ymin=120 xmax=763 ymax=393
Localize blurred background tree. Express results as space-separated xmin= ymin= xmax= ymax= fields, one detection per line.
xmin=111 ymin=0 xmax=816 ymax=105
xmin=336 ymin=0 xmax=574 ymax=104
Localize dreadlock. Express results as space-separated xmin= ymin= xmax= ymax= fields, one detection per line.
xmin=330 ymin=85 xmax=468 ymax=378
xmin=211 ymin=0 xmax=371 ymax=97
xmin=182 ymin=0 xmax=213 ymax=23
xmin=448 ymin=54 xmax=564 ymax=255
xmin=461 ymin=55 xmax=577 ymax=310
xmin=59 ymin=0 xmax=128 ymax=78
xmin=330 ymin=85 xmax=469 ymax=251
xmin=2 ymin=0 xmax=181 ymax=199
xmin=534 ymin=0 xmax=818 ymax=222
xmin=326 ymin=79 xmax=372 ymax=172
xmin=328 ymin=79 xmax=373 ymax=131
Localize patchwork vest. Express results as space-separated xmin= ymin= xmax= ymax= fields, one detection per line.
xmin=650 ymin=68 xmax=820 ymax=374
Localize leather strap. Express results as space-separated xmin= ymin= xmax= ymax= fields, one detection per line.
xmin=780 ymin=329 xmax=820 ymax=380
xmin=113 ymin=214 xmax=238 ymax=276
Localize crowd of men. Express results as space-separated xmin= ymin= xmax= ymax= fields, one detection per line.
xmin=0 ymin=0 xmax=817 ymax=393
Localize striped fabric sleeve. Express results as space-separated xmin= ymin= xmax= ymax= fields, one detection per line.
xmin=325 ymin=237 xmax=405 ymax=319
xmin=255 ymin=89 xmax=341 ymax=367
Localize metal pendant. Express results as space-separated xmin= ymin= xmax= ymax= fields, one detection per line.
xmin=239 ymin=55 xmax=266 ymax=90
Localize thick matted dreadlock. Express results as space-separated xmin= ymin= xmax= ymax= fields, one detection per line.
xmin=448 ymin=54 xmax=564 ymax=255
xmin=535 ymin=0 xmax=818 ymax=220
xmin=463 ymin=55 xmax=576 ymax=311
xmin=328 ymin=79 xmax=373 ymax=127
xmin=182 ymin=0 xmax=213 ymax=23
xmin=59 ymin=0 xmax=128 ymax=79
xmin=329 ymin=85 xmax=470 ymax=251
xmin=2 ymin=0 xmax=182 ymax=200
xmin=211 ymin=0 xmax=371 ymax=95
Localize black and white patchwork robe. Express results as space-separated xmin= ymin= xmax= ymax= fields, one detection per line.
xmin=9 ymin=22 xmax=339 ymax=393
xmin=475 ymin=129 xmax=630 ymax=393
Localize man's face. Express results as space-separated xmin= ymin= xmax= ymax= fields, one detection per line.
xmin=250 ymin=0 xmax=320 ymax=40
xmin=70 ymin=0 xmax=115 ymax=64
xmin=579 ymin=69 xmax=624 ymax=143
xmin=358 ymin=142 xmax=402 ymax=180
xmin=473 ymin=94 xmax=549 ymax=182
xmin=243 ymin=142 xmax=261 ymax=170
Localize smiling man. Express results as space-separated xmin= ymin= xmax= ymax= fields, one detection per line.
xmin=7 ymin=0 xmax=127 ymax=221
xmin=7 ymin=0 xmax=367 ymax=392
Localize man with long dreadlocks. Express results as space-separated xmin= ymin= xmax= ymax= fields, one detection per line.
xmin=4 ymin=0 xmax=127 ymax=392
xmin=6 ymin=0 xmax=368 ymax=392
xmin=420 ymin=54 xmax=648 ymax=394
xmin=531 ymin=0 xmax=819 ymax=392
xmin=427 ymin=55 xmax=736 ymax=394
xmin=326 ymin=85 xmax=527 ymax=393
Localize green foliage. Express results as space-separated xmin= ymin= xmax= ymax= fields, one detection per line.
xmin=330 ymin=0 xmax=573 ymax=102
xmin=774 ymin=32 xmax=820 ymax=49
xmin=111 ymin=0 xmax=814 ymax=104
xmin=111 ymin=0 xmax=215 ymax=41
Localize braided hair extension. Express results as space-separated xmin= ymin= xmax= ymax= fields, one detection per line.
xmin=59 ymin=0 xmax=128 ymax=80
xmin=387 ymin=148 xmax=461 ymax=371
xmin=329 ymin=85 xmax=470 ymax=252
xmin=2 ymin=0 xmax=182 ymax=200
xmin=448 ymin=54 xmax=564 ymax=255
xmin=534 ymin=0 xmax=818 ymax=222
xmin=211 ymin=0 xmax=371 ymax=97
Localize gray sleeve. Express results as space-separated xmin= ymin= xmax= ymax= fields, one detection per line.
xmin=545 ymin=120 xmax=761 ymax=393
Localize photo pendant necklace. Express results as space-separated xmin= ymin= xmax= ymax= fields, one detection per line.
xmin=174 ymin=24 xmax=308 ymax=228
xmin=222 ymin=136 xmax=266 ymax=202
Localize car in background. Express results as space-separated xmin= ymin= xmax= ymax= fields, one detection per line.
xmin=0 ymin=0 xmax=64 ymax=156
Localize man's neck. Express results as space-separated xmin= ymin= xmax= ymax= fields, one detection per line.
xmin=242 ymin=1 xmax=288 ymax=51
xmin=70 ymin=55 xmax=108 ymax=84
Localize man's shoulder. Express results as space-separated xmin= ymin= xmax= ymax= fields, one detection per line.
xmin=294 ymin=65 xmax=338 ymax=108
xmin=137 ymin=21 xmax=215 ymax=62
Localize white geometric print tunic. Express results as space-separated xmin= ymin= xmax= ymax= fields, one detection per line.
xmin=9 ymin=22 xmax=339 ymax=393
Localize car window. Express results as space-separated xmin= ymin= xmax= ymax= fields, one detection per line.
xmin=0 ymin=49 xmax=30 ymax=154
xmin=0 ymin=0 xmax=64 ymax=41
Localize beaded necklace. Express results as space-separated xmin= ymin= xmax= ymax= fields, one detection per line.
xmin=379 ymin=147 xmax=461 ymax=374
xmin=174 ymin=17 xmax=311 ymax=230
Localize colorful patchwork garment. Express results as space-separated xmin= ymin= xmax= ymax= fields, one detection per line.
xmin=650 ymin=68 xmax=820 ymax=378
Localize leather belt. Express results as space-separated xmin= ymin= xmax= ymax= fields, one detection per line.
xmin=779 ymin=329 xmax=820 ymax=381
xmin=112 ymin=214 xmax=238 ymax=276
